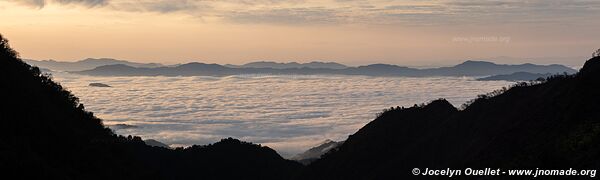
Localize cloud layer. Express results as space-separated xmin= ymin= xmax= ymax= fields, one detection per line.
xmin=8 ymin=0 xmax=600 ymax=25
xmin=14 ymin=0 xmax=108 ymax=8
xmin=51 ymin=73 xmax=511 ymax=157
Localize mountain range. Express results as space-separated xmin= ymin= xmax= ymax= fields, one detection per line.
xmin=225 ymin=61 xmax=348 ymax=69
xmin=72 ymin=60 xmax=576 ymax=77
xmin=25 ymin=58 xmax=164 ymax=71
xmin=3 ymin=34 xmax=600 ymax=179
xmin=24 ymin=58 xmax=576 ymax=78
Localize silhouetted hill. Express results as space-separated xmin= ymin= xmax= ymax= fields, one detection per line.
xmin=423 ymin=60 xmax=576 ymax=76
xmin=144 ymin=139 xmax=170 ymax=148
xmin=74 ymin=60 xmax=575 ymax=77
xmin=0 ymin=34 xmax=301 ymax=180
xmin=89 ymin=82 xmax=111 ymax=87
xmin=477 ymin=72 xmax=554 ymax=81
xmin=226 ymin=61 xmax=348 ymax=69
xmin=301 ymin=57 xmax=600 ymax=179
xmin=132 ymin=138 xmax=302 ymax=180
xmin=291 ymin=139 xmax=344 ymax=165
xmin=25 ymin=58 xmax=163 ymax=71
xmin=109 ymin=123 xmax=138 ymax=129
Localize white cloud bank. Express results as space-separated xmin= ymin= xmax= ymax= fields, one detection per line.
xmin=51 ymin=73 xmax=512 ymax=157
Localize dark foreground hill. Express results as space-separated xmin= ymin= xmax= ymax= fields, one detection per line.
xmin=0 ymin=34 xmax=301 ymax=180
xmin=301 ymin=57 xmax=600 ymax=179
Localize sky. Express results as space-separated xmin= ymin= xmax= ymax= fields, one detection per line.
xmin=1 ymin=0 xmax=599 ymax=67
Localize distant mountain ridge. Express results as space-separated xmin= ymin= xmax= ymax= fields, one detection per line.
xmin=426 ymin=60 xmax=575 ymax=76
xmin=144 ymin=139 xmax=170 ymax=148
xmin=477 ymin=72 xmax=554 ymax=81
xmin=25 ymin=58 xmax=164 ymax=71
xmin=291 ymin=140 xmax=344 ymax=165
xmin=226 ymin=61 xmax=348 ymax=69
xmin=74 ymin=60 xmax=576 ymax=77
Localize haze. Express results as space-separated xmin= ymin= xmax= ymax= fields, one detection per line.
xmin=1 ymin=0 xmax=599 ymax=67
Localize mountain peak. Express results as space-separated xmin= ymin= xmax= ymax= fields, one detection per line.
xmin=423 ymin=98 xmax=456 ymax=112
xmin=96 ymin=64 xmax=134 ymax=69
xmin=178 ymin=62 xmax=224 ymax=68
xmin=81 ymin=58 xmax=117 ymax=62
xmin=457 ymin=60 xmax=496 ymax=67
xmin=240 ymin=61 xmax=347 ymax=69
xmin=181 ymin=62 xmax=209 ymax=66
xmin=361 ymin=63 xmax=404 ymax=69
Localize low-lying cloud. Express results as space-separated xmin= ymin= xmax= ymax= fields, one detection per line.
xmin=51 ymin=72 xmax=512 ymax=157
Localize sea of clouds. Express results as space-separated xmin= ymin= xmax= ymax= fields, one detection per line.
xmin=51 ymin=73 xmax=512 ymax=157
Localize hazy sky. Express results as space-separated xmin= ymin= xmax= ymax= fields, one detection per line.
xmin=1 ymin=0 xmax=599 ymax=66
